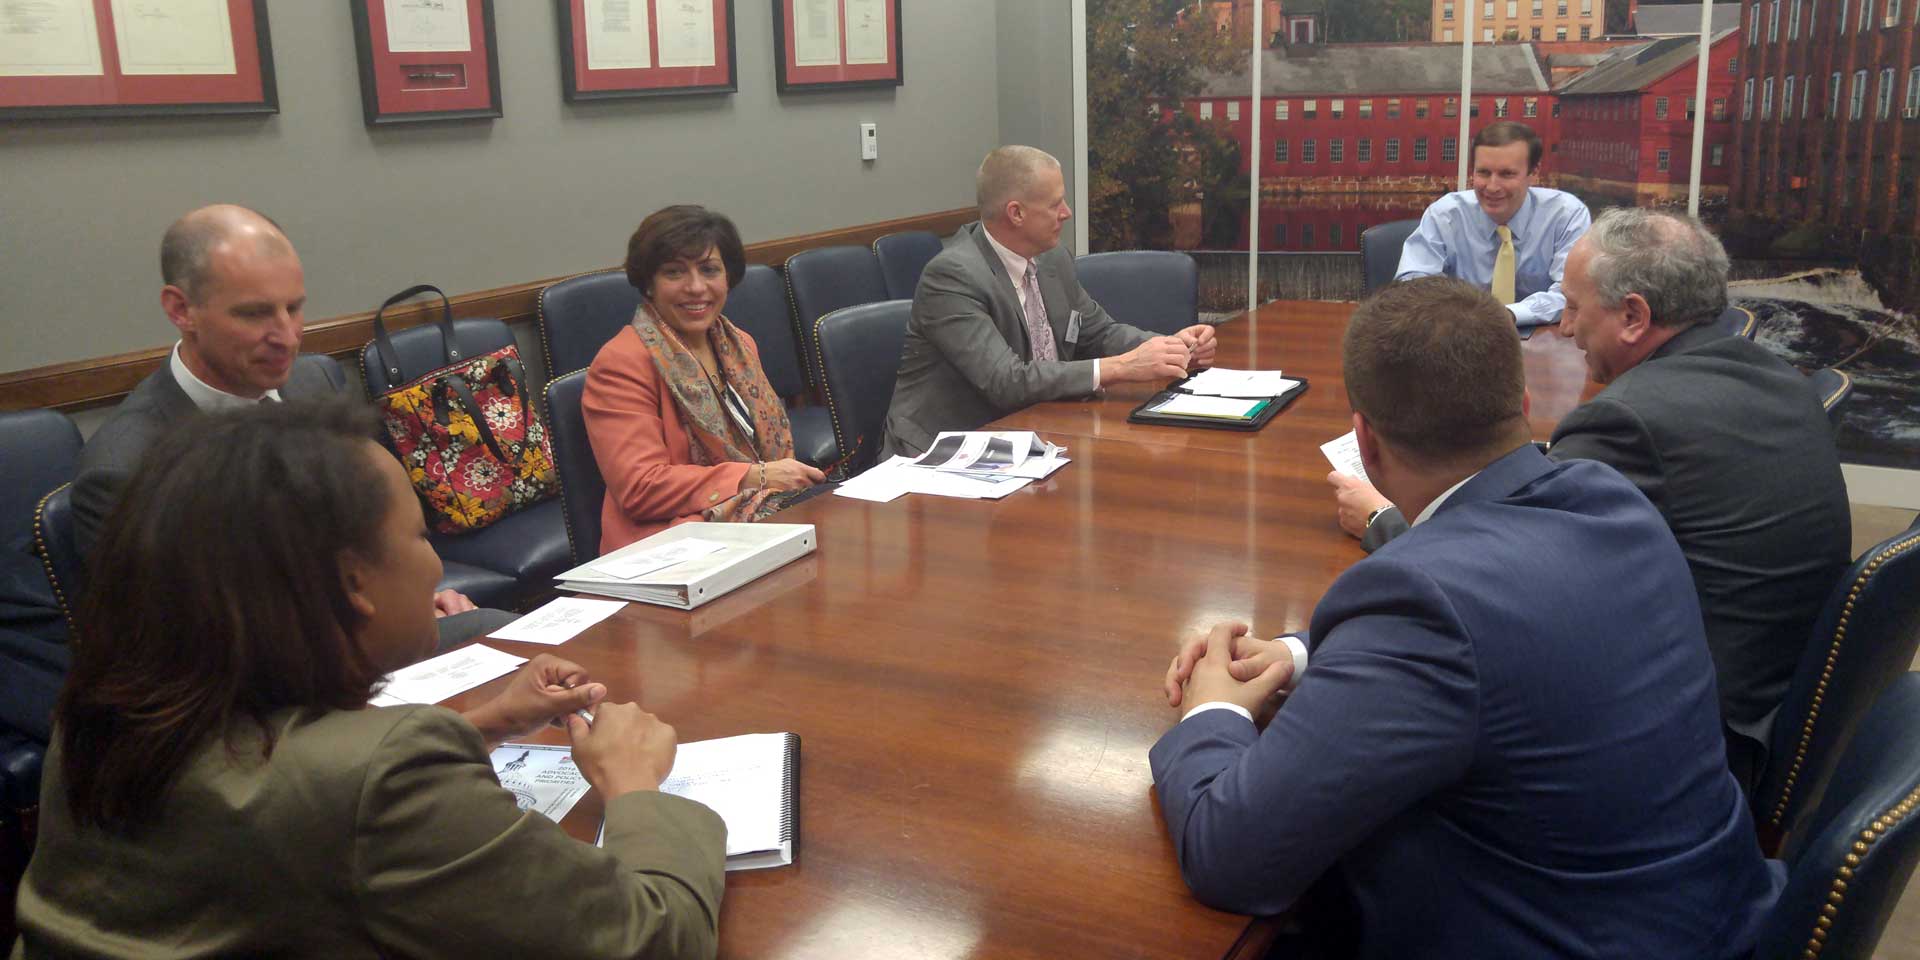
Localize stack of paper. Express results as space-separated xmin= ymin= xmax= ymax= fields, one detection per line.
xmin=1182 ymin=368 xmax=1301 ymax=397
xmin=1150 ymin=394 xmax=1271 ymax=420
xmin=835 ymin=454 xmax=1071 ymax=503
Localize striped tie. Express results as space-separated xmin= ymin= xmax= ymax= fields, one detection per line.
xmin=1022 ymin=263 xmax=1056 ymax=362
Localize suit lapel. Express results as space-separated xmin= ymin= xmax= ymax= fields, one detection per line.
xmin=150 ymin=362 xmax=203 ymax=420
xmin=1035 ymin=256 xmax=1071 ymax=359
xmin=970 ymin=224 xmax=1040 ymax=360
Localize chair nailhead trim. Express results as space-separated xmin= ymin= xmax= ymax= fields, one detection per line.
xmin=1770 ymin=534 xmax=1920 ymax=829
xmin=1799 ymin=780 xmax=1920 ymax=958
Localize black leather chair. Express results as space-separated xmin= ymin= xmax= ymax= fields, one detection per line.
xmin=1075 ymin=250 xmax=1200 ymax=336
xmin=785 ymin=246 xmax=889 ymax=388
xmin=726 ymin=264 xmax=839 ymax=469
xmin=873 ymin=230 xmax=945 ymax=301
xmin=1359 ymin=219 xmax=1420 ymax=294
xmin=815 ymin=300 xmax=912 ymax=478
xmin=543 ymin=369 xmax=603 ymax=568
xmin=537 ymin=270 xmax=641 ymax=380
xmin=1808 ymin=367 xmax=1852 ymax=424
xmin=1715 ymin=303 xmax=1760 ymax=339
xmin=1754 ymin=673 xmax=1920 ymax=960
xmin=359 ymin=316 xmax=571 ymax=604
xmin=1756 ymin=515 xmax=1920 ymax=854
xmin=3 ymin=408 xmax=82 ymax=641
xmin=31 ymin=484 xmax=83 ymax=639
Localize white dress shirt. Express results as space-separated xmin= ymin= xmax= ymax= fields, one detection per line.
xmin=170 ymin=343 xmax=282 ymax=411
xmin=980 ymin=227 xmax=1100 ymax=392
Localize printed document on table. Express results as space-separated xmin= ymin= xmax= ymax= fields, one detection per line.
xmin=487 ymin=597 xmax=627 ymax=645
xmin=584 ymin=0 xmax=650 ymax=69
xmin=659 ymin=733 xmax=789 ymax=857
xmin=1321 ymin=430 xmax=1370 ymax=482
xmin=491 ymin=744 xmax=590 ymax=821
xmin=370 ymin=645 xmax=525 ymax=707
xmin=592 ymin=537 xmax=726 ymax=580
xmin=1153 ymin=394 xmax=1265 ymax=419
xmin=0 ymin=0 xmax=104 ymax=77
xmin=1182 ymin=368 xmax=1298 ymax=397
xmin=910 ymin=431 xmax=1063 ymax=476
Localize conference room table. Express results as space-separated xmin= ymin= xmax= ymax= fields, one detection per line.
xmin=446 ymin=299 xmax=1600 ymax=960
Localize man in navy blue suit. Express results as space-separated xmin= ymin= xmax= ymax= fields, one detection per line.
xmin=1154 ymin=277 xmax=1782 ymax=959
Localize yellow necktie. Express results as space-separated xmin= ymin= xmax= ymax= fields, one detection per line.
xmin=1491 ymin=225 xmax=1517 ymax=305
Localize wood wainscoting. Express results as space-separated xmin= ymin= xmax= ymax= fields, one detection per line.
xmin=0 ymin=208 xmax=974 ymax=412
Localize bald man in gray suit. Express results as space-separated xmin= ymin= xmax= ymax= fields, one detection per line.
xmin=881 ymin=146 xmax=1217 ymax=457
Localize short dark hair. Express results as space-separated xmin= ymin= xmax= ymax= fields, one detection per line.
xmin=1343 ymin=277 xmax=1528 ymax=465
xmin=623 ymin=205 xmax=747 ymax=296
xmin=57 ymin=399 xmax=394 ymax=831
xmin=1472 ymin=121 xmax=1543 ymax=172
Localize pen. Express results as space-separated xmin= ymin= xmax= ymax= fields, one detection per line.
xmin=574 ymin=708 xmax=595 ymax=726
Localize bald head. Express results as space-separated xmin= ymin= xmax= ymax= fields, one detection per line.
xmin=977 ymin=146 xmax=1062 ymax=222
xmin=161 ymin=205 xmax=294 ymax=305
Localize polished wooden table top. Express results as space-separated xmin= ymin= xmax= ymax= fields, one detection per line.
xmin=447 ymin=300 xmax=1601 ymax=960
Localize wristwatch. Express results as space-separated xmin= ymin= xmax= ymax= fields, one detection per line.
xmin=1363 ymin=504 xmax=1390 ymax=529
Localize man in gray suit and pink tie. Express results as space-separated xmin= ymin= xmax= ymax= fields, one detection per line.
xmin=880 ymin=146 xmax=1217 ymax=457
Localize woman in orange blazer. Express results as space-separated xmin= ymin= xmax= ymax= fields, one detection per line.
xmin=583 ymin=206 xmax=825 ymax=555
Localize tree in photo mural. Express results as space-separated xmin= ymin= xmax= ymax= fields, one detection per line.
xmin=1087 ymin=0 xmax=1241 ymax=251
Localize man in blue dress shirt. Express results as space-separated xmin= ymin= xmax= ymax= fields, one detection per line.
xmin=1154 ymin=277 xmax=1781 ymax=959
xmin=1395 ymin=121 xmax=1591 ymax=330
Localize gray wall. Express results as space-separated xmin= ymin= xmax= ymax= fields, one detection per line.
xmin=994 ymin=0 xmax=1077 ymax=251
xmin=0 ymin=0 xmax=1010 ymax=372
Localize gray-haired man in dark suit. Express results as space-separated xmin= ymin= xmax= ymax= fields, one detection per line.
xmin=1327 ymin=208 xmax=1850 ymax=791
xmin=880 ymin=146 xmax=1217 ymax=457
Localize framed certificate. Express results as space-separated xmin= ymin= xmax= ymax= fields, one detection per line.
xmin=771 ymin=0 xmax=900 ymax=94
xmin=0 ymin=0 xmax=277 ymax=120
xmin=350 ymin=0 xmax=502 ymax=125
xmin=557 ymin=0 xmax=737 ymax=101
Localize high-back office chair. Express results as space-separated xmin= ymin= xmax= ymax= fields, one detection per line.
xmin=815 ymin=300 xmax=912 ymax=478
xmin=1756 ymin=515 xmax=1920 ymax=854
xmin=537 ymin=270 xmax=641 ymax=380
xmin=785 ymin=246 xmax=889 ymax=388
xmin=542 ymin=370 xmax=603 ymax=568
xmin=1808 ymin=368 xmax=1853 ymax=425
xmin=359 ymin=316 xmax=570 ymax=605
xmin=1715 ymin=304 xmax=1760 ymax=340
xmin=1075 ymin=251 xmax=1200 ymax=336
xmin=3 ymin=409 xmax=82 ymax=635
xmin=873 ymin=230 xmax=945 ymax=301
xmin=31 ymin=485 xmax=83 ymax=640
xmin=726 ymin=264 xmax=839 ymax=469
xmin=1754 ymin=673 xmax=1920 ymax=960
xmin=1359 ymin=219 xmax=1420 ymax=294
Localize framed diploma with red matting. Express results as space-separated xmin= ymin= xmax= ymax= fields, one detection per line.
xmin=350 ymin=0 xmax=501 ymax=125
xmin=0 ymin=0 xmax=276 ymax=120
xmin=557 ymin=0 xmax=737 ymax=101
xmin=771 ymin=0 xmax=900 ymax=94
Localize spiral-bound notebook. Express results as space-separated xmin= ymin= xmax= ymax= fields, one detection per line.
xmin=611 ymin=732 xmax=799 ymax=871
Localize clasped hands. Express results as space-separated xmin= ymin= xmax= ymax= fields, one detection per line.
xmin=1162 ymin=622 xmax=1296 ymax=725
xmin=1109 ymin=324 xmax=1218 ymax=384
xmin=462 ymin=653 xmax=678 ymax=795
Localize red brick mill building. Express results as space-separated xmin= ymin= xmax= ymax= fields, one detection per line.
xmin=1185 ymin=42 xmax=1557 ymax=251
xmin=1734 ymin=0 xmax=1920 ymax=302
xmin=1555 ymin=27 xmax=1743 ymax=204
